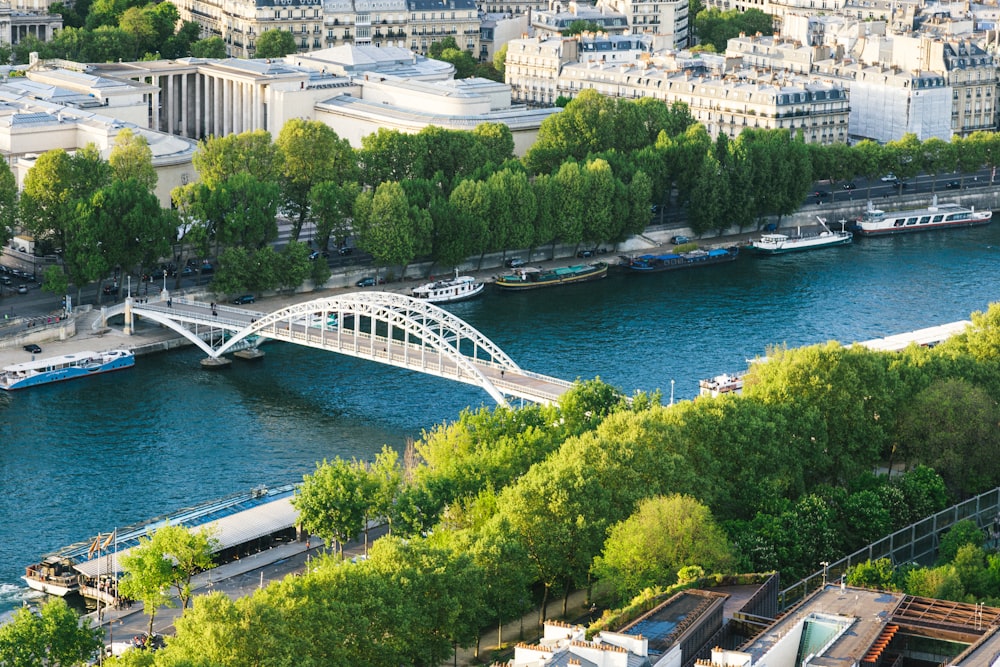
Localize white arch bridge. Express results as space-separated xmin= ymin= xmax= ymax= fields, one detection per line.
xmin=106 ymin=292 xmax=576 ymax=405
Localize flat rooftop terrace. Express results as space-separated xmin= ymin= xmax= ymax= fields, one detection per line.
xmin=743 ymin=585 xmax=904 ymax=666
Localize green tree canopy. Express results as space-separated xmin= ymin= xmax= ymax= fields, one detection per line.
xmin=593 ymin=494 xmax=734 ymax=603
xmin=255 ymin=28 xmax=297 ymax=58
xmin=0 ymin=597 xmax=103 ymax=667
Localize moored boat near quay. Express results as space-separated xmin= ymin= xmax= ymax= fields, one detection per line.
xmin=411 ymin=271 xmax=485 ymax=303
xmin=23 ymin=556 xmax=81 ymax=597
xmin=748 ymin=218 xmax=853 ymax=255
xmin=851 ymin=197 xmax=992 ymax=236
xmin=0 ymin=349 xmax=134 ymax=391
xmin=494 ymin=262 xmax=609 ymax=291
xmin=619 ymin=247 xmax=739 ymax=273
xmin=698 ymin=373 xmax=746 ymax=397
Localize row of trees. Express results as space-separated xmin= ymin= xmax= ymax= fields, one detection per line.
xmin=18 ymin=1 xmax=226 ymax=64
xmin=15 ymin=93 xmax=1000 ymax=299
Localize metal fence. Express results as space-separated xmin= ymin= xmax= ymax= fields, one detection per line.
xmin=780 ymin=486 xmax=1000 ymax=610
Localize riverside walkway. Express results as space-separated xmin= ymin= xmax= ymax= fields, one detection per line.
xmin=103 ymin=292 xmax=576 ymax=406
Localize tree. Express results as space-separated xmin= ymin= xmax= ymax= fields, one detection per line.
xmin=561 ymin=19 xmax=602 ymax=35
xmin=191 ymin=35 xmax=226 ymax=58
xmin=0 ymin=597 xmax=103 ymax=667
xmin=428 ymin=36 xmax=458 ymax=58
xmin=109 ymin=127 xmax=157 ymax=191
xmin=936 ymin=519 xmax=986 ymax=566
xmin=0 ymin=156 xmax=17 ymax=248
xmin=593 ymin=494 xmax=734 ymax=602
xmin=293 ymin=457 xmax=376 ymax=556
xmin=255 ymin=28 xmax=297 ymax=58
xmin=119 ymin=525 xmax=218 ymax=634
xmin=310 ymin=180 xmax=360 ymax=251
xmin=493 ymin=43 xmax=507 ymax=78
xmin=439 ymin=47 xmax=477 ymax=78
xmin=20 ymin=146 xmax=111 ymax=298
xmin=898 ymin=378 xmax=1000 ymax=496
xmin=276 ymin=119 xmax=358 ymax=242
xmin=82 ymin=178 xmax=172 ymax=287
xmin=192 ymin=130 xmax=282 ymax=190
xmin=354 ymin=181 xmax=431 ymax=273
xmin=846 ymin=558 xmax=897 ymax=590
xmin=357 ymin=128 xmax=421 ymax=187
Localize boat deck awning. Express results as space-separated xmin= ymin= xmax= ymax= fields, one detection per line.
xmin=73 ymin=496 xmax=300 ymax=578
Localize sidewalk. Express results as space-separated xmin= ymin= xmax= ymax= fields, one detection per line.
xmin=453 ymin=588 xmax=594 ymax=666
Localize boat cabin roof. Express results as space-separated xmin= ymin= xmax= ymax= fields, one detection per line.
xmin=3 ymin=351 xmax=100 ymax=373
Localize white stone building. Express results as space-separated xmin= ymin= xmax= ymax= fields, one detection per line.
xmin=77 ymin=46 xmax=555 ymax=155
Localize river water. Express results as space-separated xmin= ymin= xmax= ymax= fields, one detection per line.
xmin=3 ymin=225 xmax=1000 ymax=617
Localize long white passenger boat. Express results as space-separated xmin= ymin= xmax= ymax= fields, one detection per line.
xmin=0 ymin=349 xmax=134 ymax=391
xmin=852 ymin=197 xmax=992 ymax=236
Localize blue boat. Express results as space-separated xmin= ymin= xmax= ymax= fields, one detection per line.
xmin=619 ymin=247 xmax=739 ymax=273
xmin=0 ymin=349 xmax=134 ymax=390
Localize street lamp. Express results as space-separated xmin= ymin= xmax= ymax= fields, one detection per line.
xmin=820 ymin=561 xmax=830 ymax=587
xmin=162 ymin=269 xmax=167 ymax=293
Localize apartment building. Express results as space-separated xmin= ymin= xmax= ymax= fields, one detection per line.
xmin=505 ymin=33 xmax=658 ymax=105
xmin=562 ymin=62 xmax=849 ymax=143
xmin=531 ymin=1 xmax=630 ymax=39
xmin=728 ymin=29 xmax=998 ymax=140
xmin=175 ymin=0 xmax=478 ymax=58
xmin=598 ymin=0 xmax=689 ymax=50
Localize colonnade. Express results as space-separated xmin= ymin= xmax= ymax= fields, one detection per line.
xmin=145 ymin=71 xmax=269 ymax=139
xmin=10 ymin=17 xmax=59 ymax=43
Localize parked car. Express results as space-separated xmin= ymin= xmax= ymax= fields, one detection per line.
xmin=505 ymin=258 xmax=526 ymax=268
xmin=355 ymin=276 xmax=384 ymax=288
xmin=842 ymin=182 xmax=856 ymax=191
xmin=670 ymin=235 xmax=690 ymax=245
xmin=23 ymin=343 xmax=41 ymax=353
xmin=945 ymin=180 xmax=961 ymax=189
xmin=881 ymin=173 xmax=897 ymax=182
xmin=338 ymin=246 xmax=353 ymax=256
xmin=232 ymin=294 xmax=255 ymax=305
xmin=308 ymin=250 xmax=329 ymax=261
xmin=17 ymin=285 xmax=28 ymax=294
xmin=812 ymin=190 xmax=830 ymax=200
xmin=576 ymin=249 xmax=596 ymax=258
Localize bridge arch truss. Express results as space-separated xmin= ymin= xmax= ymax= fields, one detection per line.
xmin=129 ymin=292 xmax=536 ymax=405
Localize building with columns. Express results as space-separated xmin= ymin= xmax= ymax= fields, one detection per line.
xmin=69 ymin=45 xmax=556 ymax=154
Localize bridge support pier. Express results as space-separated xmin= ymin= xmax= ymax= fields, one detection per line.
xmin=200 ymin=356 xmax=232 ymax=369
xmin=234 ymin=349 xmax=264 ymax=361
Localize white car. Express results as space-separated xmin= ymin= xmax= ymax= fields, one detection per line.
xmin=880 ymin=173 xmax=897 ymax=182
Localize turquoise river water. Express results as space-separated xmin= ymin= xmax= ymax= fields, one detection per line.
xmin=2 ymin=224 xmax=1000 ymax=617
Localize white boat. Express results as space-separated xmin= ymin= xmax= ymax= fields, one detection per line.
xmin=23 ymin=556 xmax=81 ymax=596
xmin=699 ymin=373 xmax=745 ymax=397
xmin=411 ymin=271 xmax=485 ymax=303
xmin=749 ymin=217 xmax=853 ymax=255
xmin=0 ymin=349 xmax=134 ymax=391
xmin=852 ymin=197 xmax=992 ymax=236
